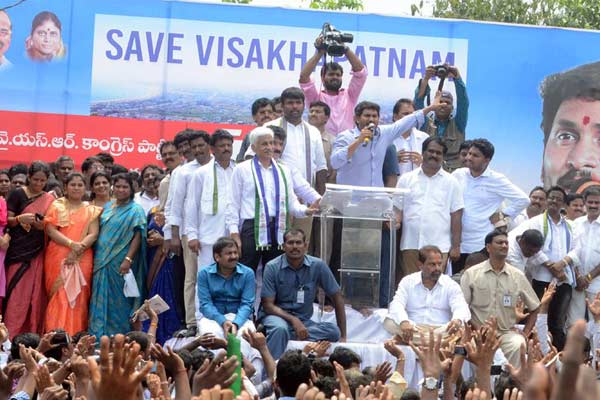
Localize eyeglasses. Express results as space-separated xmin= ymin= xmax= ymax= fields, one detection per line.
xmin=0 ymin=28 xmax=10 ymax=37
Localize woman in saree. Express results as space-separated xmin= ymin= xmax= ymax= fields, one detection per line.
xmin=88 ymin=173 xmax=147 ymax=338
xmin=144 ymin=198 xmax=181 ymax=344
xmin=3 ymin=161 xmax=55 ymax=337
xmin=44 ymin=173 xmax=102 ymax=335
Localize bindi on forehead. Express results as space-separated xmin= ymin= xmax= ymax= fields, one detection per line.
xmin=583 ymin=116 xmax=591 ymax=126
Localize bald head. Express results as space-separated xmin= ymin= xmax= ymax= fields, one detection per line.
xmin=0 ymin=11 xmax=12 ymax=58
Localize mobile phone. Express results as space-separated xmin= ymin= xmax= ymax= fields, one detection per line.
xmin=454 ymin=346 xmax=467 ymax=356
xmin=490 ymin=365 xmax=503 ymax=375
xmin=35 ymin=213 xmax=45 ymax=221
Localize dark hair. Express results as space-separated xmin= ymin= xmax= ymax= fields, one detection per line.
xmin=212 ymin=236 xmax=239 ymax=256
xmin=321 ymin=61 xmax=343 ymax=76
xmin=494 ymin=372 xmax=519 ymax=400
xmin=354 ymin=101 xmax=380 ymax=117
xmin=31 ymin=11 xmax=61 ymax=35
xmin=459 ymin=140 xmax=473 ymax=152
xmin=345 ymin=371 xmax=371 ymax=397
xmin=11 ymin=333 xmax=40 ymax=361
xmin=520 ymin=229 xmax=545 ymax=248
xmin=28 ymin=161 xmax=51 ymax=178
xmin=547 ymin=185 xmax=567 ymax=202
xmin=271 ymin=96 xmax=282 ymax=106
xmin=283 ymin=228 xmax=306 ymax=242
xmin=281 ymin=87 xmax=305 ymax=103
xmin=422 ymin=136 xmax=448 ymax=155
xmin=189 ymin=348 xmax=214 ymax=371
xmin=267 ymin=125 xmax=286 ymax=143
xmin=111 ymin=164 xmax=128 ymax=175
xmin=8 ymin=163 xmax=28 ymax=178
xmin=315 ymin=376 xmax=339 ymax=398
xmin=56 ymin=155 xmax=73 ymax=164
xmin=276 ymin=351 xmax=312 ymax=396
xmin=65 ymin=172 xmax=85 ymax=186
xmin=44 ymin=329 xmax=70 ymax=361
xmin=141 ymin=164 xmax=163 ymax=179
xmin=71 ymin=331 xmax=88 ymax=345
xmin=176 ymin=349 xmax=193 ymax=370
xmin=210 ymin=129 xmax=234 ymax=146
xmin=251 ymin=97 xmax=273 ymax=116
xmin=174 ymin=129 xmax=192 ymax=147
xmin=400 ymin=388 xmax=421 ymax=400
xmin=392 ymin=98 xmax=414 ymax=115
xmin=0 ymin=169 xmax=8 ymax=180
xmin=159 ymin=140 xmax=177 ymax=155
xmin=45 ymin=178 xmax=62 ymax=193
xmin=529 ymin=186 xmax=546 ymax=197
xmin=485 ymin=228 xmax=507 ymax=245
xmin=125 ymin=331 xmax=150 ymax=353
xmin=540 ymin=62 xmax=600 ymax=145
xmin=112 ymin=172 xmax=136 ymax=200
xmin=90 ymin=171 xmax=111 ymax=199
xmin=583 ymin=187 xmax=600 ymax=201
xmin=329 ymin=346 xmax=361 ymax=369
xmin=311 ymin=358 xmax=334 ymax=377
xmin=188 ymin=130 xmax=210 ymax=145
xmin=81 ymin=156 xmax=102 ymax=173
xmin=566 ymin=192 xmax=583 ymax=205
xmin=469 ymin=138 xmax=495 ymax=160
xmin=418 ymin=245 xmax=443 ymax=263
xmin=96 ymin=152 xmax=114 ymax=164
xmin=310 ymin=101 xmax=331 ymax=117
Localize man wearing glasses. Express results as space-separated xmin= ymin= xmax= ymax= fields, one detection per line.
xmin=0 ymin=11 xmax=11 ymax=71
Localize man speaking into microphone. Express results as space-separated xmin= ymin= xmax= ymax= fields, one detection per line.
xmin=332 ymin=93 xmax=443 ymax=187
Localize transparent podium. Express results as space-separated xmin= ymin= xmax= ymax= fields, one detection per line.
xmin=317 ymin=183 xmax=406 ymax=309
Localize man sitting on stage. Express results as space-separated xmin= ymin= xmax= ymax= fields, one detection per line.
xmin=384 ymin=245 xmax=471 ymax=343
xmin=259 ymin=229 xmax=346 ymax=359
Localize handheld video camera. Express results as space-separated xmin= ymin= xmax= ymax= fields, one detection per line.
xmin=317 ymin=23 xmax=353 ymax=57
xmin=432 ymin=64 xmax=448 ymax=78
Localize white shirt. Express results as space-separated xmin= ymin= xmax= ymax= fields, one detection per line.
xmin=185 ymin=159 xmax=235 ymax=244
xmin=513 ymin=212 xmax=574 ymax=284
xmin=397 ymin=167 xmax=464 ymax=252
xmin=392 ymin=128 xmax=429 ymax=176
xmin=225 ymin=159 xmax=307 ymax=234
xmin=387 ymin=272 xmax=471 ymax=326
xmin=286 ymin=162 xmax=321 ymax=205
xmin=266 ymin=118 xmax=327 ymax=183
xmin=0 ymin=56 xmax=11 ymax=71
xmin=567 ymin=215 xmax=600 ymax=293
xmin=134 ymin=191 xmax=159 ymax=217
xmin=164 ymin=159 xmax=202 ymax=240
xmin=452 ymin=167 xmax=529 ymax=253
xmin=506 ymin=229 xmax=547 ymax=275
xmin=509 ymin=209 xmax=530 ymax=232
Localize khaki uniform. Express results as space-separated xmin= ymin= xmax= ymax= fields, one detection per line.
xmin=460 ymin=260 xmax=540 ymax=366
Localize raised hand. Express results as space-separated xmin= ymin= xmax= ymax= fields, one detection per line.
xmin=149 ymin=343 xmax=185 ymax=376
xmin=87 ymin=334 xmax=153 ymax=400
xmin=191 ymin=351 xmax=238 ymax=395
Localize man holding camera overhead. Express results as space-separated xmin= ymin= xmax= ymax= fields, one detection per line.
xmin=414 ymin=64 xmax=470 ymax=171
xmin=299 ymin=28 xmax=367 ymax=136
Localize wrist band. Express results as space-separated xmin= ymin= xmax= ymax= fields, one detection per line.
xmin=15 ymin=215 xmax=20 ymax=224
xmin=150 ymin=322 xmax=158 ymax=328
xmin=587 ymin=273 xmax=593 ymax=282
xmin=125 ymin=256 xmax=133 ymax=263
xmin=67 ymin=239 xmax=73 ymax=248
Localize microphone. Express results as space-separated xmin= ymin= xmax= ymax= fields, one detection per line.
xmin=362 ymin=123 xmax=376 ymax=147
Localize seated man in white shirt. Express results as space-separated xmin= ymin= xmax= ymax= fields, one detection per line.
xmin=384 ymin=245 xmax=471 ymax=344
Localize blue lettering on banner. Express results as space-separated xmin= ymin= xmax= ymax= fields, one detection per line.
xmin=105 ymin=29 xmax=123 ymax=60
xmin=104 ymin=32 xmax=457 ymax=79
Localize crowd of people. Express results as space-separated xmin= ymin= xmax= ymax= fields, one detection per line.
xmin=0 ymin=34 xmax=598 ymax=400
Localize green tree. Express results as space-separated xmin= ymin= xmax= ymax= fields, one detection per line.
xmin=411 ymin=0 xmax=600 ymax=30
xmin=308 ymin=0 xmax=364 ymax=10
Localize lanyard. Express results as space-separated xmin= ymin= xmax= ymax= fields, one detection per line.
xmin=281 ymin=118 xmax=312 ymax=183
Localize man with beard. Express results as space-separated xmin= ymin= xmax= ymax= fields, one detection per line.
xmin=236 ymin=97 xmax=275 ymax=162
xmin=384 ymin=245 xmax=470 ymax=343
xmin=299 ymin=34 xmax=367 ymax=135
xmin=554 ymin=188 xmax=600 ymax=325
xmin=165 ymin=130 xmax=212 ymax=336
xmin=260 ymin=229 xmax=346 ymax=359
xmin=415 ymin=64 xmax=469 ymax=171
xmin=512 ymin=186 xmax=574 ymax=350
xmin=396 ymin=137 xmax=464 ymax=278
xmin=510 ymin=186 xmax=547 ymax=231
xmin=0 ymin=11 xmax=12 ymax=70
xmin=540 ymin=61 xmax=600 ymax=193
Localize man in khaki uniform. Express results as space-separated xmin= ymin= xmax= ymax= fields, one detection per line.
xmin=460 ymin=229 xmax=540 ymax=367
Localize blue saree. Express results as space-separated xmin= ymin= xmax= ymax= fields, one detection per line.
xmin=88 ymin=200 xmax=147 ymax=338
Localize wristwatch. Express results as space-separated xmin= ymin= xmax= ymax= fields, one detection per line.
xmin=422 ymin=376 xmax=439 ymax=391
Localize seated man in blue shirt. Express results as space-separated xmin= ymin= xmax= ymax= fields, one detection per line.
xmin=259 ymin=229 xmax=347 ymax=359
xmin=197 ymin=236 xmax=256 ymax=337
